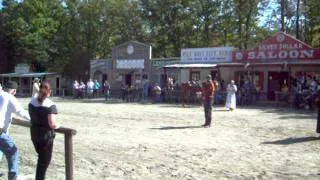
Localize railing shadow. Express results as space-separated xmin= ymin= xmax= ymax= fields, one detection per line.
xmin=262 ymin=136 xmax=320 ymax=145
xmin=150 ymin=125 xmax=203 ymax=130
xmin=12 ymin=118 xmax=77 ymax=180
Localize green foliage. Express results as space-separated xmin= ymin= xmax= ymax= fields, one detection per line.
xmin=0 ymin=0 xmax=319 ymax=76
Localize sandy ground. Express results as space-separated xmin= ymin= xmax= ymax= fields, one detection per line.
xmin=0 ymin=97 xmax=320 ymax=180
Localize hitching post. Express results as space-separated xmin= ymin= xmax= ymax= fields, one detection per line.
xmin=13 ymin=118 xmax=77 ymax=180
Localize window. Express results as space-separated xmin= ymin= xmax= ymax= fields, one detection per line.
xmin=142 ymin=74 xmax=148 ymax=80
xmin=235 ymin=71 xmax=263 ymax=90
xmin=190 ymin=71 xmax=200 ymax=81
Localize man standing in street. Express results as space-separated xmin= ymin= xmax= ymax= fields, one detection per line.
xmin=0 ymin=81 xmax=30 ymax=179
xmin=201 ymin=74 xmax=215 ymax=128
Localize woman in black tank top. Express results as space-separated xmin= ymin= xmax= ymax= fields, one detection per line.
xmin=28 ymin=82 xmax=59 ymax=180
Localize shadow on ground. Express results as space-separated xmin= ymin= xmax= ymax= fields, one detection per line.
xmin=262 ymin=136 xmax=320 ymax=145
xmin=150 ymin=125 xmax=203 ymax=130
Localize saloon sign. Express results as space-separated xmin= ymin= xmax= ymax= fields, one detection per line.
xmin=233 ymin=32 xmax=320 ymax=62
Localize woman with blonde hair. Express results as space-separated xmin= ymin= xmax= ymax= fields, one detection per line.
xmin=28 ymin=81 xmax=59 ymax=180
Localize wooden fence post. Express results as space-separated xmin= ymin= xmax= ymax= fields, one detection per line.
xmin=65 ymin=131 xmax=74 ymax=180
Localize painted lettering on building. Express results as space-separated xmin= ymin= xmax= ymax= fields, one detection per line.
xmin=247 ymin=50 xmax=314 ymax=60
xmin=181 ymin=47 xmax=234 ymax=63
xmin=232 ymin=32 xmax=320 ymax=62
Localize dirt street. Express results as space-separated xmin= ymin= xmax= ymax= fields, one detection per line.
xmin=1 ymin=97 xmax=319 ymax=179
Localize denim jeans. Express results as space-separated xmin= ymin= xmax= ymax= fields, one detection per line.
xmin=0 ymin=132 xmax=20 ymax=179
xmin=0 ymin=130 xmax=9 ymax=161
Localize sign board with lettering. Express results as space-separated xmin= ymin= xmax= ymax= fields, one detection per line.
xmin=181 ymin=47 xmax=233 ymax=63
xmin=152 ymin=58 xmax=180 ymax=67
xmin=14 ymin=64 xmax=30 ymax=73
xmin=116 ymin=59 xmax=145 ymax=69
xmin=233 ymin=32 xmax=320 ymax=62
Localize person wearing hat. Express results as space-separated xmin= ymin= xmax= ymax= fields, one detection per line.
xmin=226 ymin=80 xmax=238 ymax=111
xmin=201 ymin=74 xmax=216 ymax=128
xmin=0 ymin=81 xmax=30 ymax=179
xmin=32 ymin=78 xmax=41 ymax=98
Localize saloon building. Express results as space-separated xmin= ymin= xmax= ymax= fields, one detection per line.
xmin=228 ymin=31 xmax=320 ymax=100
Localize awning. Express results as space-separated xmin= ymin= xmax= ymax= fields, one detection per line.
xmin=0 ymin=72 xmax=57 ymax=78
xmin=217 ymin=61 xmax=320 ymax=67
xmin=164 ymin=63 xmax=217 ymax=69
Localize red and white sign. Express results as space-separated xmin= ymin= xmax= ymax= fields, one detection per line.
xmin=233 ymin=32 xmax=320 ymax=62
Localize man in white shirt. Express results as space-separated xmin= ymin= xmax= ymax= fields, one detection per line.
xmin=86 ymin=78 xmax=94 ymax=98
xmin=0 ymin=81 xmax=30 ymax=180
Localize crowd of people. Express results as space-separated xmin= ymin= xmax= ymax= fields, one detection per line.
xmin=72 ymin=78 xmax=153 ymax=102
xmin=72 ymin=79 xmax=111 ymax=100
xmin=292 ymin=74 xmax=320 ymax=110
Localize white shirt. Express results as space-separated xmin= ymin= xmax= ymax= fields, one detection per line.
xmin=73 ymin=82 xmax=79 ymax=90
xmin=0 ymin=90 xmax=30 ymax=132
xmin=32 ymin=82 xmax=40 ymax=97
xmin=87 ymin=81 xmax=94 ymax=90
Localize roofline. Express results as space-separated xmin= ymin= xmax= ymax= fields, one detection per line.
xmin=112 ymin=41 xmax=151 ymax=50
xmin=0 ymin=72 xmax=58 ymax=77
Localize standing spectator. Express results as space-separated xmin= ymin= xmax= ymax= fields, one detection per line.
xmin=120 ymin=84 xmax=126 ymax=101
xmin=93 ymin=80 xmax=101 ymax=98
xmin=86 ymin=78 xmax=94 ymax=98
xmin=225 ymin=80 xmax=238 ymax=111
xmin=28 ymin=82 xmax=59 ymax=180
xmin=72 ymin=80 xmax=79 ymax=98
xmin=143 ymin=80 xmax=149 ymax=99
xmin=32 ymin=78 xmax=41 ymax=98
xmin=79 ymin=81 xmax=86 ymax=98
xmin=153 ymin=83 xmax=162 ymax=103
xmin=0 ymin=81 xmax=30 ymax=180
xmin=255 ymin=81 xmax=262 ymax=101
xmin=242 ymin=79 xmax=252 ymax=105
xmin=201 ymin=74 xmax=215 ymax=128
xmin=103 ymin=80 xmax=111 ymax=101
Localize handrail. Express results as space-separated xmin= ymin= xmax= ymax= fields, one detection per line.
xmin=12 ymin=118 xmax=77 ymax=180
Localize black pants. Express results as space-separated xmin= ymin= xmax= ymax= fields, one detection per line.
xmin=203 ymin=98 xmax=213 ymax=126
xmin=32 ymin=139 xmax=54 ymax=180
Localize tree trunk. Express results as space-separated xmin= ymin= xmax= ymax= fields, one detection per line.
xmin=295 ymin=0 xmax=300 ymax=39
xmin=280 ymin=0 xmax=285 ymax=32
xmin=244 ymin=3 xmax=253 ymax=50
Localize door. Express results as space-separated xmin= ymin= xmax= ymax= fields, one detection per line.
xmin=56 ymin=77 xmax=60 ymax=95
xmin=267 ymin=71 xmax=289 ymax=100
xmin=102 ymin=74 xmax=108 ymax=82
xmin=125 ymin=73 xmax=132 ymax=86
xmin=160 ymin=74 xmax=167 ymax=88
xmin=211 ymin=71 xmax=218 ymax=80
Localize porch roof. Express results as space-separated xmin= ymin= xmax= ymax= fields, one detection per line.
xmin=0 ymin=72 xmax=57 ymax=78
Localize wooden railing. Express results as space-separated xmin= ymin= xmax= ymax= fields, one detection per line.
xmin=12 ymin=118 xmax=77 ymax=180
